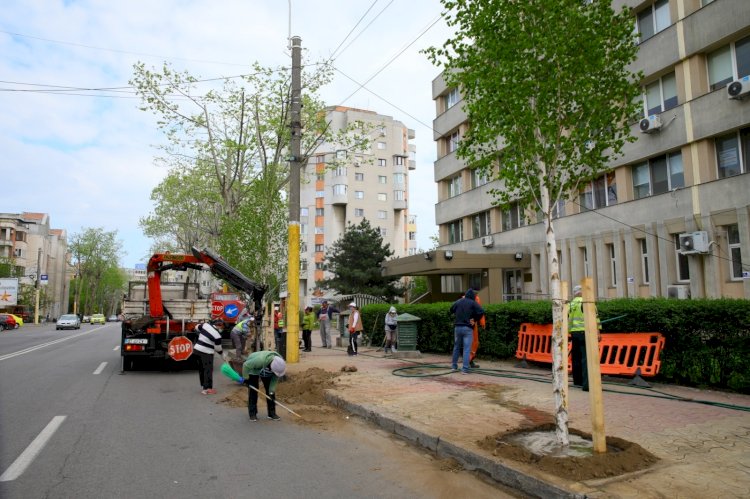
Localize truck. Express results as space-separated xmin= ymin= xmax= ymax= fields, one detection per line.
xmin=120 ymin=247 xmax=266 ymax=371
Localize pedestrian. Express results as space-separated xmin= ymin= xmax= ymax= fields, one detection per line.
xmin=347 ymin=302 xmax=363 ymax=356
xmin=273 ymin=306 xmax=283 ymax=352
xmin=384 ymin=306 xmax=398 ymax=354
xmin=449 ymin=288 xmax=484 ymax=374
xmin=194 ymin=322 xmax=223 ymax=394
xmin=302 ymin=306 xmax=315 ymax=352
xmin=317 ymin=300 xmax=339 ymax=349
xmin=568 ymin=285 xmax=601 ymax=392
xmin=240 ymin=350 xmax=287 ymax=421
xmin=469 ymin=293 xmax=486 ymax=368
xmin=230 ymin=315 xmax=253 ymax=360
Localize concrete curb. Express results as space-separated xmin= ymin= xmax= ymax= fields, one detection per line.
xmin=325 ymin=392 xmax=585 ymax=499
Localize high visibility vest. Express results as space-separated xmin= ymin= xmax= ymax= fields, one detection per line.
xmin=568 ymin=296 xmax=601 ymax=332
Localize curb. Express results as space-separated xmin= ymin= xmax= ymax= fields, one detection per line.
xmin=325 ymin=392 xmax=585 ymax=499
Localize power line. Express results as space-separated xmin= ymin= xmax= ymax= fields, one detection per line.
xmin=334 ymin=0 xmax=396 ymax=61
xmin=328 ymin=0 xmax=382 ymax=62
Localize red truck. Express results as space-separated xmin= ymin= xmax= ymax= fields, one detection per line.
xmin=120 ymin=247 xmax=266 ymax=371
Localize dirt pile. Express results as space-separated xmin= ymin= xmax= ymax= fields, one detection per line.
xmin=478 ymin=423 xmax=659 ymax=481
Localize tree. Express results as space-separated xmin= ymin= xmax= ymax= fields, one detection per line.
xmin=319 ymin=219 xmax=403 ymax=301
xmin=427 ymin=0 xmax=641 ymax=445
xmin=69 ymin=228 xmax=126 ymax=315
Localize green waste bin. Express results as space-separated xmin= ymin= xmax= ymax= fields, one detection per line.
xmin=394 ymin=313 xmax=422 ymax=358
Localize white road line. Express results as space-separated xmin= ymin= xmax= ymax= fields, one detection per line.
xmin=0 ymin=415 xmax=67 ymax=482
xmin=113 ymin=346 xmax=120 ymax=351
xmin=0 ymin=328 xmax=102 ymax=362
xmin=93 ymin=362 xmax=107 ymax=375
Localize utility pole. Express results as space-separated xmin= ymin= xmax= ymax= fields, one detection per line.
xmin=285 ymin=35 xmax=302 ymax=364
xmin=34 ymin=247 xmax=41 ymax=324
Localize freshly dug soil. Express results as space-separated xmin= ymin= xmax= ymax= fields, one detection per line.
xmin=478 ymin=423 xmax=659 ymax=481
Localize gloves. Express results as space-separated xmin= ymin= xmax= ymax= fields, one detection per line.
xmin=237 ymin=377 xmax=245 ymax=385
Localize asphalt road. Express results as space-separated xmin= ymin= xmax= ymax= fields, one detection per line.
xmin=0 ymin=323 xmax=518 ymax=499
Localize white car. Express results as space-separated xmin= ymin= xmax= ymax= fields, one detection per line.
xmin=56 ymin=314 xmax=81 ymax=330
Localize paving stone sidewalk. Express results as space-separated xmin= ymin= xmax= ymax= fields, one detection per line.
xmin=287 ymin=341 xmax=750 ymax=499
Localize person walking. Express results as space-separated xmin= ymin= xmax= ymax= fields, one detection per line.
xmin=449 ymin=288 xmax=484 ymax=374
xmin=469 ymin=293 xmax=486 ymax=368
xmin=240 ymin=350 xmax=287 ymax=421
xmin=301 ymin=306 xmax=315 ymax=352
xmin=347 ymin=302 xmax=363 ymax=356
xmin=230 ymin=315 xmax=253 ymax=360
xmin=384 ymin=306 xmax=398 ymax=355
xmin=317 ymin=300 xmax=339 ymax=349
xmin=568 ymin=285 xmax=601 ymax=392
xmin=194 ymin=322 xmax=223 ymax=394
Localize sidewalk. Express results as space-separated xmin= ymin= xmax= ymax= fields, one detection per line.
xmin=283 ymin=339 xmax=750 ymax=499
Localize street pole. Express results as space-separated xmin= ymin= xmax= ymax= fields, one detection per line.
xmin=285 ymin=35 xmax=302 ymax=364
xmin=34 ymin=247 xmax=41 ymax=324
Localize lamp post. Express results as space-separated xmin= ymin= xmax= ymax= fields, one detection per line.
xmin=34 ymin=247 xmax=41 ymax=324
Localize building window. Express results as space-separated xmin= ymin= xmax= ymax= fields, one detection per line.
xmin=708 ymin=36 xmax=750 ymax=91
xmin=502 ymin=202 xmax=525 ymax=231
xmin=716 ymin=127 xmax=749 ymax=179
xmin=632 ymin=151 xmax=684 ymax=199
xmin=355 ymin=173 xmax=364 ymax=181
xmin=314 ymin=227 xmax=324 ymax=234
xmin=315 ymin=262 xmax=325 ymax=270
xmin=336 ymin=150 xmax=347 ymax=159
xmin=394 ymin=190 xmax=405 ymax=200
xmin=393 ymin=173 xmax=405 ymax=184
xmin=441 ymin=275 xmax=462 ymax=293
xmin=300 ymin=207 xmax=309 ymax=217
xmin=377 ymin=142 xmax=386 ymax=150
xmin=354 ymin=208 xmax=364 ymax=217
xmin=583 ymin=247 xmax=590 ymax=277
xmin=316 ymin=173 xmax=325 ymax=181
xmin=643 ymin=72 xmax=677 ymax=116
xmin=300 ymin=243 xmax=307 ymax=253
xmin=315 ymin=244 xmax=325 ymax=252
xmin=471 ymin=168 xmax=490 ymax=188
xmin=378 ymin=158 xmax=387 ymax=167
xmin=378 ymin=175 xmax=387 ymax=184
xmin=300 ymin=259 xmax=308 ymax=271
xmin=447 ymin=130 xmax=460 ymax=153
xmin=379 ymin=227 xmax=387 ymax=237
xmin=354 ymin=155 xmax=363 ymax=166
xmin=448 ymin=175 xmax=461 ymax=198
xmin=608 ymin=244 xmax=617 ymax=287
xmin=675 ymin=235 xmax=690 ymax=282
xmin=354 ymin=190 xmax=364 ymax=199
xmin=333 ymin=166 xmax=347 ymax=177
xmin=552 ymin=199 xmax=565 ymax=219
xmin=316 ymin=190 xmax=325 ymax=198
xmin=14 ymin=248 xmax=24 ymax=258
xmin=640 ymin=239 xmax=650 ymax=284
xmin=377 ymin=210 xmax=387 ymax=219
xmin=15 ymin=231 xmax=26 ymax=242
xmin=468 ymin=273 xmax=482 ymax=292
xmin=408 ymin=231 xmax=416 ymax=241
xmin=445 ymin=88 xmax=460 ymax=110
xmin=728 ymin=224 xmax=743 ymax=280
xmin=394 ymin=156 xmax=405 ymax=166
xmin=447 ymin=219 xmax=463 ymax=244
xmin=472 ymin=211 xmax=491 ymax=238
xmin=636 ymin=0 xmax=670 ymax=43
xmin=315 ymin=208 xmax=324 ymax=216
xmin=377 ymin=193 xmax=387 ymax=201
xmin=333 ymin=184 xmax=347 ymax=196
xmin=315 ymin=155 xmax=325 ymax=163
xmin=301 ymin=224 xmax=308 ymax=235
xmin=580 ymin=171 xmax=617 ymax=211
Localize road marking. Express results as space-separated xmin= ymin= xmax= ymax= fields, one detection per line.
xmin=0 ymin=415 xmax=67 ymax=482
xmin=0 ymin=328 xmax=103 ymax=362
xmin=93 ymin=362 xmax=107 ymax=375
xmin=113 ymin=346 xmax=120 ymax=351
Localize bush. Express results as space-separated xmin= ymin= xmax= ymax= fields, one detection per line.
xmin=361 ymin=298 xmax=750 ymax=393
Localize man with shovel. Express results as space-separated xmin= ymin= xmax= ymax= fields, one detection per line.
xmin=240 ymin=350 xmax=287 ymax=421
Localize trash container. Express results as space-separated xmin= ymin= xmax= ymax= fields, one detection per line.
xmin=393 ymin=313 xmax=422 ymax=358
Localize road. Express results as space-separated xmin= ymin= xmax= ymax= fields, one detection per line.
xmin=0 ymin=323 xmax=520 ymax=499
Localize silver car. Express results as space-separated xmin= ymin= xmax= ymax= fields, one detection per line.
xmin=56 ymin=314 xmax=81 ymax=330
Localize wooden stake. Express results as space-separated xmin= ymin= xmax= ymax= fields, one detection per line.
xmin=561 ymin=281 xmax=569 ymax=412
xmin=582 ymin=277 xmax=606 ymax=453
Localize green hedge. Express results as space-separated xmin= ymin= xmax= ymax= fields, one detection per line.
xmin=360 ymin=299 xmax=750 ymax=393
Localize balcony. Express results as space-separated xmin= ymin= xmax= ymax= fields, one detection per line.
xmin=393 ymin=199 xmax=407 ymax=210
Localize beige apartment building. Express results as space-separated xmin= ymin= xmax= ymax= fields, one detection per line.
xmin=384 ymin=0 xmax=750 ymax=303
xmin=0 ymin=212 xmax=69 ymax=318
xmin=299 ymin=106 xmax=417 ymax=304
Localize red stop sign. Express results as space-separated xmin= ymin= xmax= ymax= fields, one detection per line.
xmin=211 ymin=301 xmax=224 ymax=317
xmin=168 ymin=336 xmax=193 ymax=361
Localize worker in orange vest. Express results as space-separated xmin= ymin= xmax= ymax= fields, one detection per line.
xmin=469 ymin=290 xmax=486 ymax=368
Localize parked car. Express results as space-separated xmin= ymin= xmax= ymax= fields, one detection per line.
xmin=107 ymin=315 xmax=119 ymax=322
xmin=90 ymin=313 xmax=106 ymax=325
xmin=82 ymin=315 xmax=91 ymax=323
xmin=9 ymin=313 xmax=24 ymax=327
xmin=0 ymin=314 xmax=18 ymax=330
xmin=56 ymin=314 xmax=81 ymax=330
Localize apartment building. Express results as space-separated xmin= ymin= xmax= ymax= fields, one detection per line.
xmin=299 ymin=106 xmax=417 ymax=304
xmin=0 ymin=212 xmax=69 ymax=318
xmin=384 ymin=0 xmax=750 ymax=303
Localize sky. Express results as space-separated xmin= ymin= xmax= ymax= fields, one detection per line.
xmin=0 ymin=0 xmax=454 ymax=267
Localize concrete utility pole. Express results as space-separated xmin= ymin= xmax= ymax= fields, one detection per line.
xmin=285 ymin=35 xmax=302 ymax=364
xmin=34 ymin=247 xmax=41 ymax=324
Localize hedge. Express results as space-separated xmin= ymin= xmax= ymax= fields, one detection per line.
xmin=360 ymin=298 xmax=750 ymax=393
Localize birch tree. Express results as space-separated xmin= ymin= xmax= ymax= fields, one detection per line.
xmin=427 ymin=0 xmax=641 ymax=445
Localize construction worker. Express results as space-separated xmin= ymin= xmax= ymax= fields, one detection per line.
xmin=240 ymin=350 xmax=287 ymax=421
xmin=568 ymin=285 xmax=601 ymax=392
xmin=469 ymin=291 xmax=486 ymax=368
xmin=230 ymin=315 xmax=253 ymax=360
xmin=450 ymin=288 xmax=485 ymax=374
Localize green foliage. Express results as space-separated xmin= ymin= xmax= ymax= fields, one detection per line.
xmin=0 ymin=256 xmax=24 ymax=278
xmin=69 ymin=228 xmax=127 ymax=315
xmin=361 ymin=298 xmax=750 ymax=393
xmin=319 ymin=219 xmax=403 ymax=301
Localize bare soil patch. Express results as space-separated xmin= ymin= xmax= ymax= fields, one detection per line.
xmin=478 ymin=423 xmax=659 ymax=481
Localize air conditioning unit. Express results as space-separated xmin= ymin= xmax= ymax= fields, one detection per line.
xmin=639 ymin=114 xmax=662 ymax=133
xmin=679 ymin=231 xmax=709 ymax=254
xmin=727 ymin=75 xmax=750 ymax=100
xmin=667 ymin=285 xmax=690 ymax=300
xmin=481 ymin=235 xmax=494 ymax=248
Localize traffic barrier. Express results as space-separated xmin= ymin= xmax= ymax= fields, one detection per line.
xmin=515 ymin=323 xmax=665 ymax=377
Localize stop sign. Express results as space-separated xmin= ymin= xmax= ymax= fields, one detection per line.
xmin=168 ymin=336 xmax=193 ymax=361
xmin=211 ymin=301 xmax=224 ymax=317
